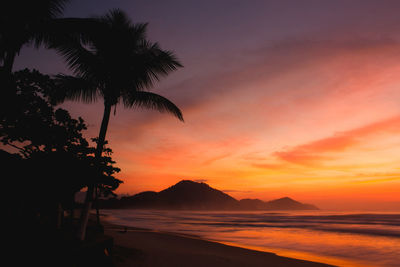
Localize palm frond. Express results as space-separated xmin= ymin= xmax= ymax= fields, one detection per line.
xmin=127 ymin=41 xmax=183 ymax=90
xmin=46 ymin=0 xmax=70 ymax=18
xmin=0 ymin=0 xmax=71 ymax=66
xmin=102 ymin=9 xmax=133 ymax=28
xmin=55 ymin=38 xmax=104 ymax=81
xmin=33 ymin=17 xmax=99 ymax=49
xmin=123 ymin=91 xmax=184 ymax=122
xmin=53 ymin=74 xmax=99 ymax=104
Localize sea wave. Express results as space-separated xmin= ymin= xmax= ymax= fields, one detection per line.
xmin=103 ymin=210 xmax=400 ymax=267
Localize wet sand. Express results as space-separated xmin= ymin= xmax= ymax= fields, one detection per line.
xmin=104 ymin=224 xmax=334 ymax=267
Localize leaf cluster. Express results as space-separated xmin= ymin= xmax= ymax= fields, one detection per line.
xmin=0 ymin=69 xmax=122 ymax=200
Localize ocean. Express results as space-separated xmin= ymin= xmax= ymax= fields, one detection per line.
xmin=102 ymin=210 xmax=400 ymax=267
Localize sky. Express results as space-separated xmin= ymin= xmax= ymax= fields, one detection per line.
xmin=14 ymin=0 xmax=400 ymax=210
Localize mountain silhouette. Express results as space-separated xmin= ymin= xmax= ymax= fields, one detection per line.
xmin=264 ymin=197 xmax=318 ymax=210
xmin=158 ymin=180 xmax=238 ymax=209
xmin=99 ymin=180 xmax=318 ymax=210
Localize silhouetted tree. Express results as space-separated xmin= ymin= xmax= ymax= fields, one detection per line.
xmin=1 ymin=69 xmax=122 ymax=228
xmin=0 ymin=0 xmax=70 ymax=72
xmin=52 ymin=9 xmax=184 ymax=240
xmin=92 ymin=139 xmax=122 ymax=225
xmin=0 ymin=69 xmax=88 ymax=157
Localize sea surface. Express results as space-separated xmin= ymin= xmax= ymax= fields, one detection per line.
xmin=102 ymin=210 xmax=400 ymax=267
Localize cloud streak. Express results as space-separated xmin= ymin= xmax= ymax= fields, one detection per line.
xmin=273 ymin=116 xmax=400 ymax=165
xmin=14 ymin=1 xmax=400 ymax=208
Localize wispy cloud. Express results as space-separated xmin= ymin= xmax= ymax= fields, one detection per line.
xmin=193 ymin=179 xmax=208 ymax=183
xmin=222 ymin=189 xmax=253 ymax=194
xmin=273 ymin=116 xmax=400 ymax=165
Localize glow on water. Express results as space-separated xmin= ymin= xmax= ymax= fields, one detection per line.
xmin=103 ymin=210 xmax=400 ymax=267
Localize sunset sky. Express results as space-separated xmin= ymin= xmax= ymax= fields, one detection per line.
xmin=15 ymin=0 xmax=400 ymax=210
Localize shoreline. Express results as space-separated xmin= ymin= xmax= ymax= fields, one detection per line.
xmin=103 ymin=220 xmax=335 ymax=267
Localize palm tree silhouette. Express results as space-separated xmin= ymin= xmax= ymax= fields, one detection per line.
xmin=53 ymin=9 xmax=184 ymax=240
xmin=0 ymin=0 xmax=71 ymax=72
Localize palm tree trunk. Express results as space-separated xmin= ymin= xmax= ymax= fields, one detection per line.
xmin=95 ymin=185 xmax=101 ymax=225
xmin=3 ymin=50 xmax=16 ymax=73
xmin=77 ymin=102 xmax=112 ymax=241
xmin=56 ymin=202 xmax=63 ymax=229
xmin=70 ymin=196 xmax=75 ymax=224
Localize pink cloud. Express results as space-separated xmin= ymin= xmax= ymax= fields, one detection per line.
xmin=273 ymin=116 xmax=400 ymax=165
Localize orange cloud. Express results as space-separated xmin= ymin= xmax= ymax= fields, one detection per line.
xmin=273 ymin=116 xmax=400 ymax=165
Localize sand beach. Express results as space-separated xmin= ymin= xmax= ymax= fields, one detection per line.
xmin=104 ymin=223 xmax=333 ymax=267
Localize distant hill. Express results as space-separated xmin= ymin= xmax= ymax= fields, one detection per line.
xmin=264 ymin=197 xmax=318 ymax=210
xmin=99 ymin=180 xmax=318 ymax=210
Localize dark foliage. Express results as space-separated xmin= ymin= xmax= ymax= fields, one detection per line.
xmin=0 ymin=0 xmax=70 ymax=71
xmin=1 ymin=69 xmax=122 ymax=225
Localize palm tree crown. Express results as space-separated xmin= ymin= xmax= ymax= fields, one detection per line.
xmin=54 ymin=9 xmax=183 ymax=120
